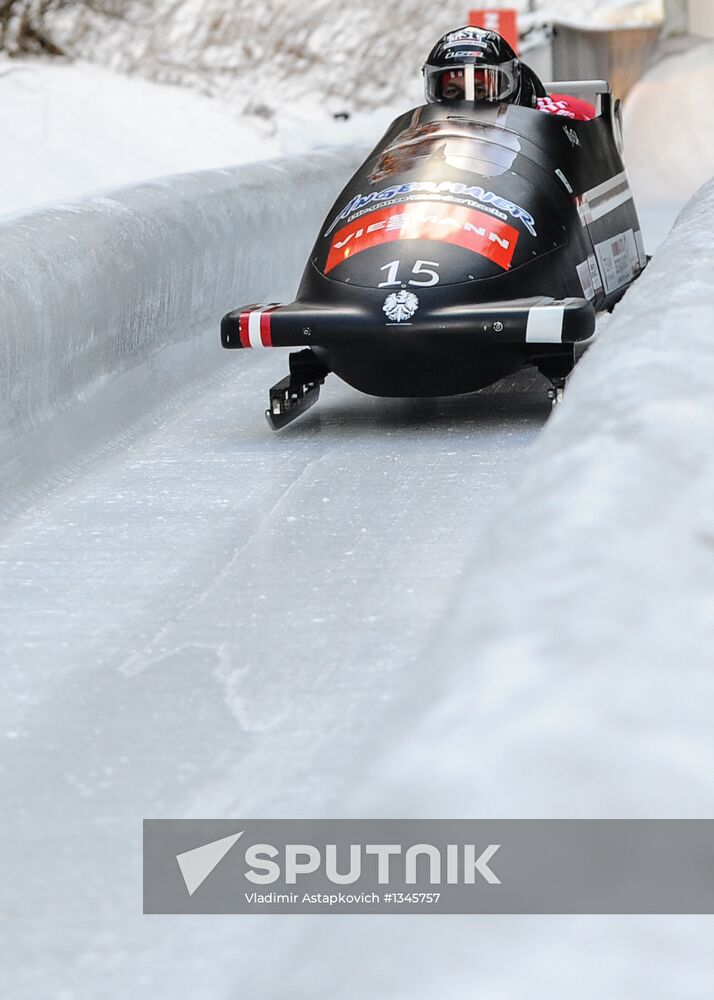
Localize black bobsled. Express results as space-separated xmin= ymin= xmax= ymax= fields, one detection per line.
xmin=221 ymin=81 xmax=646 ymax=429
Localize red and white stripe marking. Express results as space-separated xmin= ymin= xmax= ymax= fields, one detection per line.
xmin=238 ymin=304 xmax=281 ymax=349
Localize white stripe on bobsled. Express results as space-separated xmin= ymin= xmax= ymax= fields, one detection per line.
xmin=587 ymin=186 xmax=633 ymax=223
xmin=248 ymin=309 xmax=264 ymax=350
xmin=577 ymin=170 xmax=633 ymax=226
xmin=526 ymin=305 xmax=565 ymax=344
xmin=583 ymin=170 xmax=628 ymax=202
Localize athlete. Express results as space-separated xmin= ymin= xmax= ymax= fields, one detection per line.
xmin=424 ymin=26 xmax=596 ymax=121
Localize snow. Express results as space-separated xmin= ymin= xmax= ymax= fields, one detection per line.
xmin=0 ymin=55 xmax=393 ymax=218
xmin=0 ymin=56 xmax=266 ymax=216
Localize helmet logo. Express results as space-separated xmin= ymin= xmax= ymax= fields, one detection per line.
xmin=383 ymin=291 xmax=419 ymax=323
xmin=444 ymin=28 xmax=488 ymax=44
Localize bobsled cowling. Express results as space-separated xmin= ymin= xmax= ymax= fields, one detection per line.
xmin=222 ymin=84 xmax=645 ymax=424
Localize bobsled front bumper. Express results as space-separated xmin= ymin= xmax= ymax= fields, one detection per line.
xmin=221 ymin=296 xmax=596 ymax=352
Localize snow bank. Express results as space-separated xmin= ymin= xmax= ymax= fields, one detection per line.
xmin=230 ymin=180 xmax=714 ymax=1000
xmin=0 ymin=56 xmax=277 ymax=218
xmin=0 ymin=55 xmax=395 ymax=218
xmin=0 ymin=149 xmax=362 ymax=445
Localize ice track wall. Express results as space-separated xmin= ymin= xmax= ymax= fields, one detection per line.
xmin=0 ymin=149 xmax=362 ymax=445
xmin=355 ymin=175 xmax=714 ymax=819
xmin=256 ymin=179 xmax=714 ymax=1000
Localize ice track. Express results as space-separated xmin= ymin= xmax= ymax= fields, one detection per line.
xmin=2 ymin=348 xmax=550 ymax=997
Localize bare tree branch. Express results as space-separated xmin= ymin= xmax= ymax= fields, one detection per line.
xmin=0 ymin=0 xmax=122 ymax=56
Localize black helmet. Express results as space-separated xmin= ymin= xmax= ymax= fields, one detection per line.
xmin=423 ymin=25 xmax=534 ymax=107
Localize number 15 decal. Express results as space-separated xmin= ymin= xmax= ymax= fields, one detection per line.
xmin=378 ymin=260 xmax=441 ymax=288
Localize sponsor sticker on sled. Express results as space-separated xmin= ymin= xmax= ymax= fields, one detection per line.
xmin=325 ymin=180 xmax=537 ymax=238
xmin=588 ymin=254 xmax=604 ymax=294
xmin=595 ymin=229 xmax=638 ymax=294
xmin=576 ymin=260 xmax=595 ymax=301
xmin=576 ymin=255 xmax=604 ymax=301
xmin=325 ymin=202 xmax=519 ymax=273
xmin=563 ymin=125 xmax=580 ymax=148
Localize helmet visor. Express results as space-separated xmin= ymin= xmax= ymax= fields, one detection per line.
xmin=425 ymin=59 xmax=520 ymax=104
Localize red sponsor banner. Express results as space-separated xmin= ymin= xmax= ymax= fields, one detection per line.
xmin=468 ymin=9 xmax=519 ymax=53
xmin=325 ymin=201 xmax=519 ymax=273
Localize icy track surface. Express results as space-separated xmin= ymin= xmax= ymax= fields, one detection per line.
xmin=1 ymin=359 xmax=549 ymax=998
